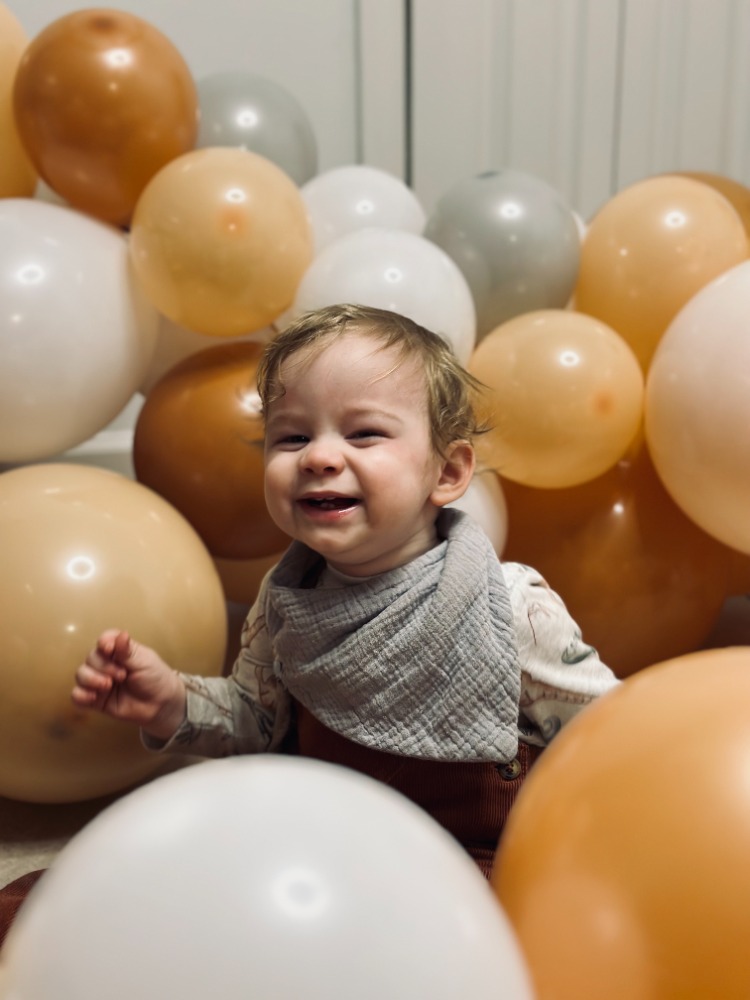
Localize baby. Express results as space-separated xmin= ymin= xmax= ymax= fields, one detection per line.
xmin=73 ymin=303 xmax=617 ymax=875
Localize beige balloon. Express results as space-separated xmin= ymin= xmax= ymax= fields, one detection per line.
xmin=470 ymin=309 xmax=644 ymax=489
xmin=0 ymin=3 xmax=37 ymax=197
xmin=129 ymin=147 xmax=313 ymax=337
xmin=0 ymin=464 xmax=227 ymax=803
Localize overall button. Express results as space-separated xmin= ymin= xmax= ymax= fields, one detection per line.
xmin=497 ymin=758 xmax=521 ymax=781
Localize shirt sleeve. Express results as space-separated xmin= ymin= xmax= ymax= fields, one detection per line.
xmin=142 ymin=572 xmax=292 ymax=757
xmin=503 ymin=561 xmax=620 ymax=746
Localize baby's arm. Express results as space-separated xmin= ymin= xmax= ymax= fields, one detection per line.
xmin=503 ymin=562 xmax=620 ymax=744
xmin=72 ymin=630 xmax=187 ymax=742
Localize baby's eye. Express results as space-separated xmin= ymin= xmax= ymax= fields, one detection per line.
xmin=275 ymin=434 xmax=309 ymax=447
xmin=348 ymin=429 xmax=385 ymax=441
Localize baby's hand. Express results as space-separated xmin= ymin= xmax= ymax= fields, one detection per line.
xmin=72 ymin=630 xmax=187 ymax=739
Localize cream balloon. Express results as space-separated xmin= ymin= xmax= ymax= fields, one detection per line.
xmin=301 ymin=165 xmax=426 ymax=253
xmin=0 ymin=199 xmax=158 ymax=463
xmin=449 ymin=470 xmax=508 ymax=556
xmin=288 ymin=227 xmax=476 ymax=364
xmin=645 ymin=259 xmax=750 ymax=554
xmin=2 ymin=756 xmax=533 ymax=1000
xmin=0 ymin=463 xmax=227 ymax=803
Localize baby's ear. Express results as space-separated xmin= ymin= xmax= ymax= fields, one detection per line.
xmin=431 ymin=441 xmax=475 ymax=507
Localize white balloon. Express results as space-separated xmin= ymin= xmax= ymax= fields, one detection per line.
xmin=449 ymin=470 xmax=508 ymax=555
xmin=301 ymin=165 xmax=426 ymax=253
xmin=289 ymin=228 xmax=477 ymax=364
xmin=645 ymin=259 xmax=750 ymax=554
xmin=0 ymin=199 xmax=158 ymax=462
xmin=2 ymin=757 xmax=533 ymax=1000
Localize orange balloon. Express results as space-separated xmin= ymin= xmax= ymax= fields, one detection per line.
xmin=129 ymin=147 xmax=313 ymax=336
xmin=501 ymin=443 xmax=732 ymax=676
xmin=576 ymin=175 xmax=747 ymax=371
xmin=0 ymin=3 xmax=36 ymax=196
xmin=0 ymin=463 xmax=227 ymax=803
xmin=492 ymin=647 xmax=750 ymax=1000
xmin=469 ymin=309 xmax=644 ymax=488
xmin=13 ymin=8 xmax=197 ymax=226
xmin=133 ymin=341 xmax=290 ymax=559
xmin=214 ymin=551 xmax=284 ymax=607
xmin=679 ymin=171 xmax=750 ymax=245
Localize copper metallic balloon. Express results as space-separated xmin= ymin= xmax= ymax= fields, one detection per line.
xmin=129 ymin=147 xmax=313 ymax=336
xmin=133 ymin=341 xmax=290 ymax=559
xmin=501 ymin=443 xmax=731 ymax=677
xmin=12 ymin=8 xmax=198 ymax=226
xmin=576 ymin=175 xmax=747 ymax=371
xmin=0 ymin=463 xmax=226 ymax=804
xmin=469 ymin=310 xmax=644 ymax=488
xmin=0 ymin=3 xmax=37 ymax=197
xmin=492 ymin=647 xmax=750 ymax=1000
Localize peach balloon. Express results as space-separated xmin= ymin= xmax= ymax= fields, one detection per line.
xmin=469 ymin=310 xmax=644 ymax=488
xmin=679 ymin=171 xmax=750 ymax=245
xmin=501 ymin=443 xmax=732 ymax=677
xmin=492 ymin=647 xmax=750 ymax=1000
xmin=133 ymin=341 xmax=289 ymax=559
xmin=0 ymin=464 xmax=227 ymax=803
xmin=576 ymin=175 xmax=747 ymax=371
xmin=448 ymin=470 xmax=508 ymax=556
xmin=12 ymin=8 xmax=197 ymax=226
xmin=0 ymin=3 xmax=36 ymax=197
xmin=129 ymin=147 xmax=313 ymax=337
xmin=645 ymin=260 xmax=750 ymax=555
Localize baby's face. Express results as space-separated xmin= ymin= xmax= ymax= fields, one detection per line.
xmin=263 ymin=331 xmax=446 ymax=576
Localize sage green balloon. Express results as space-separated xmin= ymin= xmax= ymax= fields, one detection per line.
xmin=424 ymin=170 xmax=580 ymax=341
xmin=196 ymin=71 xmax=318 ymax=185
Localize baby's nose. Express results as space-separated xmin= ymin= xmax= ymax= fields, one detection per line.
xmin=301 ymin=438 xmax=344 ymax=474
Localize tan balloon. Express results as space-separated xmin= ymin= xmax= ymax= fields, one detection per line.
xmin=493 ymin=648 xmax=750 ymax=1000
xmin=12 ymin=8 xmax=197 ymax=226
xmin=129 ymin=147 xmax=313 ymax=336
xmin=469 ymin=309 xmax=644 ymax=488
xmin=0 ymin=3 xmax=36 ymax=197
xmin=645 ymin=260 xmax=750 ymax=554
xmin=0 ymin=464 xmax=227 ymax=803
xmin=679 ymin=171 xmax=750 ymax=246
xmin=576 ymin=175 xmax=748 ymax=371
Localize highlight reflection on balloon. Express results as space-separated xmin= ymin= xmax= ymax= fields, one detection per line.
xmin=576 ymin=175 xmax=747 ymax=371
xmin=493 ymin=647 xmax=750 ymax=1000
xmin=129 ymin=147 xmax=313 ymax=337
xmin=13 ymin=8 xmax=198 ymax=226
xmin=469 ymin=310 xmax=644 ymax=489
xmin=133 ymin=341 xmax=289 ymax=559
xmin=424 ymin=169 xmax=580 ymax=341
xmin=196 ymin=71 xmax=318 ymax=185
xmin=645 ymin=260 xmax=750 ymax=555
xmin=501 ymin=444 xmax=731 ymax=677
xmin=0 ymin=3 xmax=37 ymax=197
xmin=288 ymin=227 xmax=476 ymax=364
xmin=2 ymin=757 xmax=534 ymax=1000
xmin=0 ymin=198 xmax=158 ymax=463
xmin=0 ymin=464 xmax=226 ymax=803
xmin=302 ymin=165 xmax=426 ymax=253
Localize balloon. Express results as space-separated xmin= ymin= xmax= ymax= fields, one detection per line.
xmin=0 ymin=464 xmax=227 ymax=804
xmin=0 ymin=3 xmax=37 ymax=197
xmin=448 ymin=470 xmax=508 ymax=556
xmin=287 ymin=227 xmax=476 ymax=364
xmin=469 ymin=309 xmax=644 ymax=488
xmin=0 ymin=199 xmax=158 ymax=464
xmin=492 ymin=647 xmax=750 ymax=1000
xmin=500 ymin=443 xmax=732 ymax=677
xmin=140 ymin=313 xmax=273 ymax=396
xmin=12 ymin=8 xmax=198 ymax=227
xmin=196 ymin=70 xmax=317 ymax=185
xmin=576 ymin=175 xmax=748 ymax=371
xmin=424 ymin=169 xmax=580 ymax=341
xmin=129 ymin=147 xmax=313 ymax=337
xmin=133 ymin=341 xmax=290 ymax=559
xmin=2 ymin=756 xmax=533 ymax=1000
xmin=645 ymin=260 xmax=750 ymax=555
xmin=301 ymin=165 xmax=426 ymax=253
xmin=678 ymin=171 xmax=750 ymax=245
xmin=214 ymin=552 xmax=283 ymax=607
xmin=702 ymin=594 xmax=750 ymax=648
